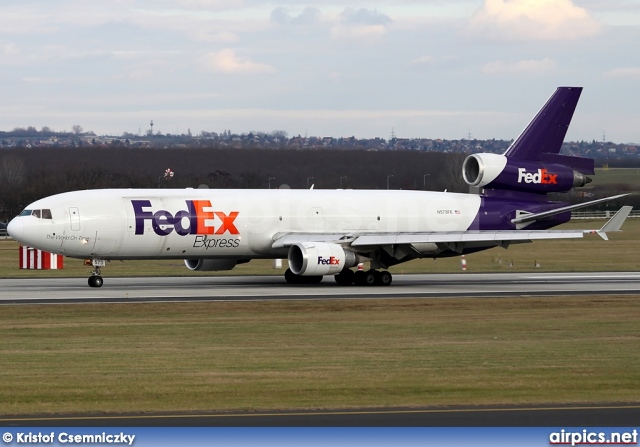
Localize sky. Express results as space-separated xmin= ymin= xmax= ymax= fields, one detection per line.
xmin=1 ymin=0 xmax=639 ymax=143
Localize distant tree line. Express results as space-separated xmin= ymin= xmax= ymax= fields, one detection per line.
xmin=0 ymin=146 xmax=635 ymax=221
xmin=1 ymin=125 xmax=94 ymax=138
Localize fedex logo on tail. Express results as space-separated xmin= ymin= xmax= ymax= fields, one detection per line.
xmin=132 ymin=200 xmax=239 ymax=236
xmin=517 ymin=168 xmax=558 ymax=185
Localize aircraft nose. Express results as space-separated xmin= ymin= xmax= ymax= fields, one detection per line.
xmin=7 ymin=218 xmax=24 ymax=241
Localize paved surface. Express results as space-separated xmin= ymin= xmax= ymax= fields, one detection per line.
xmin=2 ymin=404 xmax=640 ymax=427
xmin=1 ymin=272 xmax=640 ymax=304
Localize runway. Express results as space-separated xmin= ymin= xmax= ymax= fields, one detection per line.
xmin=2 ymin=404 xmax=640 ymax=427
xmin=1 ymin=271 xmax=640 ymax=304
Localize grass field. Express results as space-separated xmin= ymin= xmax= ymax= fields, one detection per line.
xmin=590 ymin=167 xmax=640 ymax=188
xmin=1 ymin=296 xmax=639 ymax=415
xmin=0 ymin=215 xmax=639 ymax=416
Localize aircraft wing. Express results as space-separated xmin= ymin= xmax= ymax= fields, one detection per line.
xmin=272 ymin=206 xmax=632 ymax=251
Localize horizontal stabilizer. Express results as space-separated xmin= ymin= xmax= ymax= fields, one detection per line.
xmin=594 ymin=206 xmax=633 ymax=241
xmin=511 ymin=194 xmax=629 ymax=226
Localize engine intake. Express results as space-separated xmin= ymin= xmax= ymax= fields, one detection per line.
xmin=288 ymin=242 xmax=356 ymax=276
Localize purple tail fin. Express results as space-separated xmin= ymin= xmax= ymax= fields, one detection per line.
xmin=462 ymin=86 xmax=594 ymax=196
xmin=504 ymin=87 xmax=593 ymax=174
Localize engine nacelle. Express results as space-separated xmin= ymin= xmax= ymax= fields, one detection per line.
xmin=184 ymin=259 xmax=237 ymax=271
xmin=462 ymin=153 xmax=590 ymax=194
xmin=288 ymin=242 xmax=357 ymax=276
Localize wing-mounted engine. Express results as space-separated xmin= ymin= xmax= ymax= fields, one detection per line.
xmin=288 ymin=242 xmax=357 ymax=276
xmin=462 ymin=153 xmax=591 ymax=195
xmin=184 ymin=259 xmax=237 ymax=271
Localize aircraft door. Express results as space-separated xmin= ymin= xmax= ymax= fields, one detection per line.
xmin=69 ymin=207 xmax=80 ymax=231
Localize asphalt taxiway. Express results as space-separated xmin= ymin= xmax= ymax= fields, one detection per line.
xmin=1 ymin=271 xmax=640 ymax=304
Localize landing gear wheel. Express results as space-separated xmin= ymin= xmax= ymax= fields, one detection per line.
xmin=285 ymin=268 xmax=300 ymax=284
xmin=88 ymin=275 xmax=103 ymax=288
xmin=352 ymin=269 xmax=393 ymax=286
xmin=378 ymin=271 xmax=392 ymax=286
xmin=307 ymin=275 xmax=323 ymax=284
xmin=285 ymin=268 xmax=322 ymax=284
xmin=364 ymin=270 xmax=378 ymax=286
xmin=334 ymin=268 xmax=355 ymax=286
xmin=87 ymin=258 xmax=106 ymax=288
xmin=353 ymin=270 xmax=366 ymax=286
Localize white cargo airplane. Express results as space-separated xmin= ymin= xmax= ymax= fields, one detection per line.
xmin=7 ymin=87 xmax=633 ymax=287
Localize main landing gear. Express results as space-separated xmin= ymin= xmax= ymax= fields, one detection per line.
xmin=284 ymin=268 xmax=392 ymax=286
xmin=88 ymin=259 xmax=106 ymax=288
xmin=336 ymin=268 xmax=392 ymax=286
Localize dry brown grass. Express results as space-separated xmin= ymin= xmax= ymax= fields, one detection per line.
xmin=1 ymin=296 xmax=639 ymax=415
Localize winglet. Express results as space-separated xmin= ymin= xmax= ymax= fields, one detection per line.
xmin=594 ymin=206 xmax=633 ymax=241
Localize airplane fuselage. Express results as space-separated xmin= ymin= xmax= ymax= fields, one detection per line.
xmin=11 ymin=188 xmax=492 ymax=260
xmin=7 ymin=187 xmax=572 ymax=261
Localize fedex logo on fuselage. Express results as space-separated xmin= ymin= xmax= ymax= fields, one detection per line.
xmin=132 ymin=199 xmax=239 ymax=236
xmin=517 ymin=168 xmax=558 ymax=185
xmin=318 ymin=256 xmax=340 ymax=265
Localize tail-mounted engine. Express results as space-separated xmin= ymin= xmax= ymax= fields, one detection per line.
xmin=462 ymin=153 xmax=591 ymax=195
xmin=288 ymin=242 xmax=357 ymax=276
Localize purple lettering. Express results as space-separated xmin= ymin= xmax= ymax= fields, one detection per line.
xmin=132 ymin=200 xmax=153 ymax=235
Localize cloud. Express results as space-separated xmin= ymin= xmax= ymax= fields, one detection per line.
xmin=482 ymin=57 xmax=558 ymax=75
xmin=603 ymin=67 xmax=640 ymax=78
xmin=200 ymin=49 xmax=275 ymax=75
xmin=271 ymin=7 xmax=321 ymax=26
xmin=341 ymin=8 xmax=392 ymax=26
xmin=331 ymin=8 xmax=392 ymax=45
xmin=468 ymin=0 xmax=601 ymax=40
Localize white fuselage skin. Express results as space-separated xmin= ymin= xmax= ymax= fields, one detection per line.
xmin=9 ymin=189 xmax=481 ymax=261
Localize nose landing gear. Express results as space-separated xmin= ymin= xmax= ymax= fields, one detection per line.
xmin=88 ymin=258 xmax=106 ymax=288
xmin=88 ymin=275 xmax=103 ymax=288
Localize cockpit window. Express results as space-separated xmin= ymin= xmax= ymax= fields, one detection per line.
xmin=18 ymin=209 xmax=52 ymax=219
